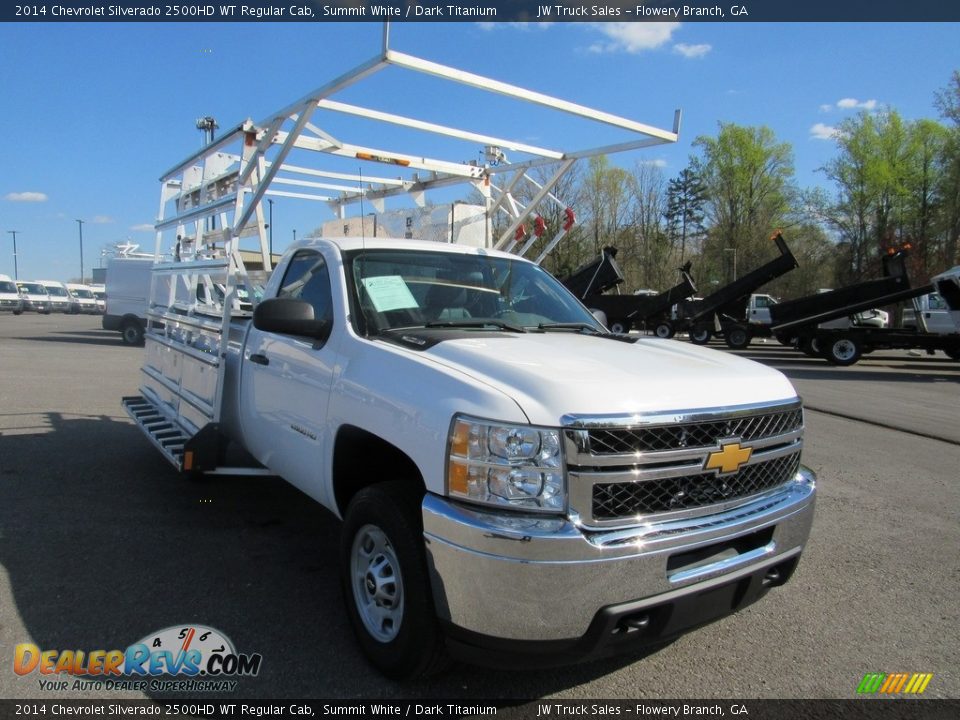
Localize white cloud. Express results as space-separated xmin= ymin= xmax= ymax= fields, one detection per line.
xmin=588 ymin=22 xmax=680 ymax=54
xmin=819 ymin=104 xmax=833 ymax=113
xmin=836 ymin=97 xmax=877 ymax=110
xmin=91 ymin=215 xmax=114 ymax=224
xmin=639 ymin=158 xmax=668 ymax=168
xmin=810 ymin=123 xmax=840 ymax=141
xmin=673 ymin=43 xmax=712 ymax=59
xmin=5 ymin=191 xmax=48 ymax=202
xmin=130 ymin=223 xmax=155 ymax=232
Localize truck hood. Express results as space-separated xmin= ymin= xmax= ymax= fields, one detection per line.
xmin=419 ymin=333 xmax=798 ymax=426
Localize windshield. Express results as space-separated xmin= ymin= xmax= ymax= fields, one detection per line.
xmin=0 ymin=281 xmax=17 ymax=294
xmin=18 ymin=283 xmax=46 ymax=295
xmin=71 ymin=289 xmax=94 ymax=299
xmin=45 ymin=286 xmax=68 ymax=297
xmin=345 ymin=249 xmax=602 ymax=335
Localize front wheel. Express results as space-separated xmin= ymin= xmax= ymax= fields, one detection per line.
xmin=943 ymin=347 xmax=960 ymax=361
xmin=341 ymin=482 xmax=445 ymax=680
xmin=822 ymin=335 xmax=862 ymax=366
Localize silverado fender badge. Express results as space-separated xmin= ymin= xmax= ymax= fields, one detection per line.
xmin=705 ymin=440 xmax=752 ymax=475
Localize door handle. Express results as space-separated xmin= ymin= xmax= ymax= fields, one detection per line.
xmin=249 ymin=353 xmax=269 ymax=366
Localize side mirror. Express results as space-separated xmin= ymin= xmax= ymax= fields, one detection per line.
xmin=254 ymin=297 xmax=330 ymax=341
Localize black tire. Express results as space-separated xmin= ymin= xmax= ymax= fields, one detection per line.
xmin=822 ymin=335 xmax=862 ymax=366
xmin=608 ymin=318 xmax=630 ymax=334
xmin=13 ymin=310 xmax=22 ymax=316
xmin=774 ymin=332 xmax=795 ymax=347
xmin=121 ymin=321 xmax=144 ymax=346
xmin=340 ymin=482 xmax=445 ymax=680
xmin=654 ymin=321 xmax=675 ymax=339
xmin=944 ymin=347 xmax=960 ymax=361
xmin=689 ymin=327 xmax=711 ymax=345
xmin=797 ymin=336 xmax=820 ymax=358
xmin=724 ymin=325 xmax=751 ymax=350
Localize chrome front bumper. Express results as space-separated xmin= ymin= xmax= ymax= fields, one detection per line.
xmin=423 ymin=466 xmax=815 ymax=643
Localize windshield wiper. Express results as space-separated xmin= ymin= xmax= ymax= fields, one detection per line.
xmin=425 ymin=319 xmax=527 ymax=333
xmin=537 ymin=322 xmax=604 ymax=334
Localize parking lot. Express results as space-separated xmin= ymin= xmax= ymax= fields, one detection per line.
xmin=1 ymin=314 xmax=957 ymax=701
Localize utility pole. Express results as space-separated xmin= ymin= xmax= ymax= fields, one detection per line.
xmin=76 ymin=219 xmax=85 ymax=283
xmin=6 ymin=230 xmax=18 ymax=280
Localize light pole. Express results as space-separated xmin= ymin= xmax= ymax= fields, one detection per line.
xmin=267 ymin=198 xmax=274 ymax=260
xmin=293 ymin=229 xmax=297 ymax=244
xmin=6 ymin=230 xmax=18 ymax=280
xmin=76 ymin=219 xmax=85 ymax=283
xmin=724 ymin=247 xmax=738 ymax=282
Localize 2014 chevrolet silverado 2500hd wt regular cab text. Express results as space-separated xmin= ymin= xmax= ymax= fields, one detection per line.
xmin=127 ymin=237 xmax=816 ymax=678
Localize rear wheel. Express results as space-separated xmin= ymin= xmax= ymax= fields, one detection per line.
xmin=797 ymin=336 xmax=820 ymax=358
xmin=689 ymin=327 xmax=712 ymax=345
xmin=121 ymin=321 xmax=144 ymax=346
xmin=822 ymin=335 xmax=863 ymax=366
xmin=608 ymin=318 xmax=630 ymax=334
xmin=340 ymin=482 xmax=445 ymax=680
xmin=944 ymin=347 xmax=960 ymax=361
xmin=654 ymin=321 xmax=675 ymax=339
xmin=724 ymin=325 xmax=751 ymax=350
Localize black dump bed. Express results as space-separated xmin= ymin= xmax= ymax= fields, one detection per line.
xmin=769 ymin=249 xmax=924 ymax=331
xmin=686 ymin=232 xmax=798 ymax=323
xmin=561 ymin=248 xmax=697 ymax=327
xmin=562 ymin=246 xmax=624 ymax=299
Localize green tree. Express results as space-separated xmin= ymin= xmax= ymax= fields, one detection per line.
xmin=665 ymin=167 xmax=707 ymax=265
xmin=692 ymin=123 xmax=797 ymax=276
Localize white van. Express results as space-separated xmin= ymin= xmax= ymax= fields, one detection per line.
xmin=66 ymin=283 xmax=102 ymax=314
xmin=15 ymin=281 xmax=52 ymax=314
xmin=37 ymin=280 xmax=77 ymax=313
xmin=102 ymin=257 xmax=154 ymax=344
xmin=0 ymin=274 xmax=24 ymax=314
xmin=88 ymin=283 xmax=106 ymax=313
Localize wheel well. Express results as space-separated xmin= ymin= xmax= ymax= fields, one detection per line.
xmin=332 ymin=425 xmax=425 ymax=518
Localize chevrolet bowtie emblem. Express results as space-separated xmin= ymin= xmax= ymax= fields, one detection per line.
xmin=704 ymin=440 xmax=752 ymax=475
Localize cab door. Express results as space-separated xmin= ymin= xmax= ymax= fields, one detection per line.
xmin=240 ymin=249 xmax=338 ymax=499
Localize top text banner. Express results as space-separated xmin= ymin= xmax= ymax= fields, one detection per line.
xmin=7 ymin=1 xmax=960 ymax=22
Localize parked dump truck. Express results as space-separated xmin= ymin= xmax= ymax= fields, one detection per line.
xmin=672 ymin=232 xmax=799 ymax=349
xmin=560 ymin=247 xmax=698 ymax=335
xmin=770 ymin=248 xmax=960 ymax=365
xmin=122 ymin=39 xmax=816 ymax=678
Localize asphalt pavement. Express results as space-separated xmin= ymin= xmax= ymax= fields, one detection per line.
xmin=0 ymin=315 xmax=957 ymax=702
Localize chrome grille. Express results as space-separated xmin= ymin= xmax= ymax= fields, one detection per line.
xmin=586 ymin=408 xmax=803 ymax=455
xmin=592 ymin=452 xmax=801 ymax=519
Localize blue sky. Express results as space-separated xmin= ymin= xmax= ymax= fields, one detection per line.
xmin=0 ymin=21 xmax=957 ymax=282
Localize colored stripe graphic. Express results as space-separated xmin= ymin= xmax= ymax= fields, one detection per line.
xmin=857 ymin=672 xmax=933 ymax=695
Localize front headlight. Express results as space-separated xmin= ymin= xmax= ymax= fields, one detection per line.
xmin=446 ymin=416 xmax=565 ymax=513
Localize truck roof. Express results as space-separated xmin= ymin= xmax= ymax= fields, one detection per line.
xmin=297 ymin=236 xmax=524 ymax=261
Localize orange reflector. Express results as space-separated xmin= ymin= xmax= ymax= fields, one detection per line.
xmin=769 ymin=229 xmax=783 ymax=241
xmin=355 ymin=152 xmax=411 ymax=167
xmin=183 ymin=451 xmax=194 ymax=471
xmin=450 ymin=420 xmax=470 ymax=457
xmin=448 ymin=462 xmax=468 ymax=494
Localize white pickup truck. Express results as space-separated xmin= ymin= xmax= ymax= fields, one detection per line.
xmin=126 ymin=236 xmax=816 ymax=678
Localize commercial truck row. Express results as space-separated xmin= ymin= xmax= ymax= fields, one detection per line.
xmin=561 ymin=237 xmax=960 ymax=365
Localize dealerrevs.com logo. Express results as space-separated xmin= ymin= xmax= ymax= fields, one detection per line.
xmin=14 ymin=625 xmax=262 ymax=693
